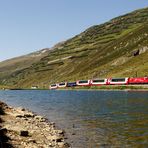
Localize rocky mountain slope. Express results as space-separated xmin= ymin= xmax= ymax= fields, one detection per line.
xmin=0 ymin=7 xmax=148 ymax=88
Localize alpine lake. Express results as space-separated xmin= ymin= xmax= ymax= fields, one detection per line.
xmin=0 ymin=90 xmax=148 ymax=147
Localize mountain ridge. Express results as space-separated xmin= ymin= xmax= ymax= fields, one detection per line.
xmin=0 ymin=7 xmax=148 ymax=88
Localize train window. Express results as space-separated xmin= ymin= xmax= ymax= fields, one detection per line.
xmin=68 ymin=82 xmax=76 ymax=85
xmin=51 ymin=84 xmax=56 ymax=87
xmin=79 ymin=80 xmax=89 ymax=83
xmin=111 ymin=78 xmax=125 ymax=82
xmin=92 ymin=79 xmax=105 ymax=83
xmin=59 ymin=83 xmax=65 ymax=86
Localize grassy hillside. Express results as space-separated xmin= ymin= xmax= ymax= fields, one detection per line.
xmin=0 ymin=7 xmax=148 ymax=88
xmin=0 ymin=42 xmax=65 ymax=87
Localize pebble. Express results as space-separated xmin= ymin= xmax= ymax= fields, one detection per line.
xmin=20 ymin=130 xmax=29 ymax=137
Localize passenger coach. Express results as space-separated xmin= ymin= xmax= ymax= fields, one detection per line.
xmin=67 ymin=82 xmax=77 ymax=87
xmin=90 ymin=79 xmax=108 ymax=85
xmin=57 ymin=82 xmax=67 ymax=88
xmin=108 ymin=78 xmax=129 ymax=85
xmin=50 ymin=84 xmax=58 ymax=89
xmin=76 ymin=80 xmax=91 ymax=86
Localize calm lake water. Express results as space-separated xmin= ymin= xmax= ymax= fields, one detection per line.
xmin=0 ymin=90 xmax=148 ymax=147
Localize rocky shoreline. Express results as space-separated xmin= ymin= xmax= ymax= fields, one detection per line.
xmin=0 ymin=101 xmax=70 ymax=148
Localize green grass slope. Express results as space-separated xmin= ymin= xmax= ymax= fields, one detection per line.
xmin=0 ymin=7 xmax=148 ymax=88
xmin=0 ymin=49 xmax=49 ymax=80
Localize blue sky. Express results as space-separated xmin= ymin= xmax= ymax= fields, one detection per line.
xmin=0 ymin=0 xmax=148 ymax=61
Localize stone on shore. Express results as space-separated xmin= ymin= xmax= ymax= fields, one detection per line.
xmin=20 ymin=130 xmax=29 ymax=137
xmin=0 ymin=128 xmax=7 ymax=135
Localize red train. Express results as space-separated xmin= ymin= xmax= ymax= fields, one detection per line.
xmin=49 ymin=77 xmax=148 ymax=89
xmin=128 ymin=77 xmax=148 ymax=84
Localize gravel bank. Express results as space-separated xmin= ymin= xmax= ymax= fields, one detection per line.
xmin=0 ymin=101 xmax=70 ymax=148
